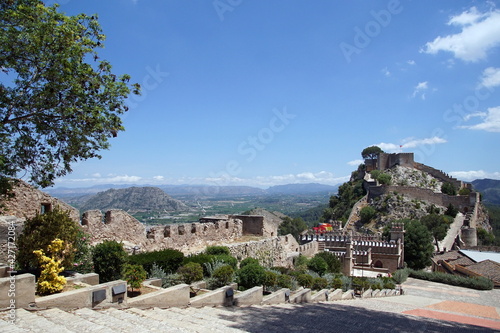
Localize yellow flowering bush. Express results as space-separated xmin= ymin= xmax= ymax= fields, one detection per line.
xmin=33 ymin=239 xmax=67 ymax=295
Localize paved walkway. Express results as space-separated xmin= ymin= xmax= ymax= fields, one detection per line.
xmin=1 ymin=278 xmax=498 ymax=332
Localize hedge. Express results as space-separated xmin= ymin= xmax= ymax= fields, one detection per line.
xmin=408 ymin=269 xmax=493 ymax=290
xmin=128 ymin=249 xmax=184 ymax=274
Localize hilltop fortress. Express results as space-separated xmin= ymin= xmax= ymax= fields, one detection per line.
xmin=0 ymin=152 xmax=492 ymax=275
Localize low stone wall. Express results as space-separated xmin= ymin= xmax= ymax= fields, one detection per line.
xmin=228 ymin=235 xmax=300 ymax=268
xmin=35 ymin=280 xmax=127 ymax=310
xmin=0 ymin=273 xmax=35 ymax=309
xmin=127 ymin=283 xmax=190 ymax=308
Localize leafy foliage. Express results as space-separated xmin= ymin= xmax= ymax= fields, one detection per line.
xmin=237 ymin=263 xmax=266 ymax=290
xmin=314 ymin=251 xmax=341 ymax=274
xmin=211 ymin=265 xmax=234 ymax=288
xmin=404 ymin=220 xmax=434 ymax=270
xmin=16 ymin=207 xmax=79 ymax=270
xmin=72 ymin=229 xmax=93 ymax=273
xmin=278 ymin=216 xmax=308 ymax=241
xmin=122 ymin=264 xmax=147 ymax=292
xmin=421 ymin=214 xmax=450 ymax=252
xmin=204 ymin=246 xmax=231 ymax=256
xmin=444 ymin=204 xmax=459 ymax=218
xmin=359 ymin=206 xmax=376 ymax=224
xmin=408 ymin=269 xmax=493 ymax=290
xmin=92 ymin=240 xmax=128 ymax=283
xmin=307 ymin=256 xmax=328 ymax=276
xmin=441 ymin=182 xmax=457 ymax=196
xmin=33 ymin=239 xmax=67 ymax=295
xmin=177 ymin=262 xmax=203 ymax=285
xmin=0 ymin=1 xmax=140 ymax=187
xmin=323 ymin=179 xmax=366 ymax=222
xmin=239 ymin=257 xmax=259 ymax=269
xmin=128 ymin=248 xmax=184 ymax=275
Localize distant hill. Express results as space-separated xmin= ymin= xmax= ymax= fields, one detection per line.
xmin=266 ymin=183 xmax=338 ymax=195
xmin=79 ymin=187 xmax=189 ymax=212
xmin=472 ymin=179 xmax=500 ymax=206
xmin=158 ymin=185 xmax=266 ymax=197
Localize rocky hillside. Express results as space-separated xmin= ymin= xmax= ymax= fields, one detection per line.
xmin=79 ymin=187 xmax=188 ymax=212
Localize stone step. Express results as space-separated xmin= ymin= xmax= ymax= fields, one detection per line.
xmin=9 ymin=308 xmax=73 ymax=333
xmin=0 ymin=315 xmax=30 ymax=333
xmin=73 ymin=307 xmax=151 ymax=333
xmin=37 ymin=308 xmax=115 ymax=333
xmin=165 ymin=307 xmax=246 ymax=333
xmin=101 ymin=307 xmax=185 ymax=333
xmin=126 ymin=307 xmax=206 ymax=333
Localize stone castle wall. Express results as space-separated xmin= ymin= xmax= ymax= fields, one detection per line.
xmin=0 ymin=180 xmax=79 ymax=222
xmin=377 ymin=153 xmax=415 ymax=170
xmin=367 ymin=185 xmax=474 ymax=212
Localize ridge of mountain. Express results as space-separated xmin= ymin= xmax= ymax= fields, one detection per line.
xmin=78 ymin=186 xmax=188 ymax=212
xmin=472 ymin=179 xmax=500 ymax=206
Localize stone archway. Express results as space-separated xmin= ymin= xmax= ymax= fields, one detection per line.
xmin=374 ymin=260 xmax=383 ymax=268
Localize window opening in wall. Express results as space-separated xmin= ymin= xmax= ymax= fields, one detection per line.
xmin=191 ymin=224 xmax=196 ymax=234
xmin=40 ymin=203 xmax=52 ymax=214
xmin=226 ymin=222 xmax=229 ymax=229
xmin=178 ymin=225 xmax=185 ymax=235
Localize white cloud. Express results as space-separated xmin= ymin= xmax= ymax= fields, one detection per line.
xmin=60 ymin=174 xmax=142 ymax=185
xmin=449 ymin=170 xmax=500 ymax=181
xmin=407 ymin=60 xmax=416 ymax=65
xmin=459 ymin=106 xmax=500 ymax=132
xmin=382 ymin=67 xmax=391 ymax=77
xmin=153 ymin=175 xmax=165 ymax=181
xmin=479 ymin=67 xmax=500 ymax=88
xmin=421 ymin=7 xmax=500 ymax=62
xmin=347 ymin=159 xmax=364 ymax=166
xmin=412 ymin=81 xmax=428 ymax=99
xmin=376 ymin=136 xmax=447 ymax=153
xmin=91 ymin=173 xmax=101 ymax=178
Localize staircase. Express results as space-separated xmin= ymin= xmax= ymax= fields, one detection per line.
xmin=343 ymin=195 xmax=368 ymax=232
xmin=0 ymin=306 xmax=250 ymax=333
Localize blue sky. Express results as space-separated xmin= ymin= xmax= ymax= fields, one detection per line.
xmin=48 ymin=0 xmax=500 ymax=189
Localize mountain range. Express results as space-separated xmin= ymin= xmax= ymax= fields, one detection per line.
xmin=472 ymin=179 xmax=500 ymax=206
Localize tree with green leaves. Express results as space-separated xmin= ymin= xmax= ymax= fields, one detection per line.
xmin=361 ymin=146 xmax=384 ymax=170
xmin=278 ymin=217 xmax=308 ymax=241
xmin=0 ymin=0 xmax=140 ymax=188
xmin=404 ymin=219 xmax=434 ymax=270
xmin=16 ymin=207 xmax=79 ymax=270
xmin=421 ymin=214 xmax=450 ymax=252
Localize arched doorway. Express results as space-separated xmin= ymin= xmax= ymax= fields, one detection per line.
xmin=374 ymin=260 xmax=383 ymax=268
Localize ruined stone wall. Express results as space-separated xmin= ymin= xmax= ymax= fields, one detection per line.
xmin=227 ymin=235 xmax=300 ymax=268
xmin=414 ymin=162 xmax=463 ymax=189
xmin=368 ymin=185 xmax=473 ymax=212
xmin=0 ymin=180 xmax=79 ymax=222
xmin=377 ymin=153 xmax=415 ymax=170
xmin=147 ymin=219 xmax=243 ymax=254
xmin=81 ymin=210 xmax=149 ymax=252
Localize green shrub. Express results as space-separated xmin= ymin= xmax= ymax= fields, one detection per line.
xmin=331 ymin=277 xmax=343 ymax=290
xmin=92 ymin=240 xmax=128 ymax=283
xmin=240 ymin=257 xmax=260 ymax=269
xmin=214 ymin=254 xmax=238 ymax=270
xmin=360 ymin=206 xmax=376 ymax=224
xmin=128 ymin=249 xmax=184 ymax=275
xmin=122 ymin=264 xmax=147 ymax=292
xmin=408 ymin=269 xmax=493 ymax=290
xmin=314 ymin=252 xmax=341 ymax=274
xmin=16 ymin=207 xmax=79 ymax=270
xmin=211 ymin=265 xmax=234 ymax=288
xmin=297 ymin=274 xmax=313 ymax=288
xmin=277 ymin=274 xmax=293 ymax=289
xmin=72 ymin=229 xmax=93 ymax=274
xmin=237 ymin=263 xmax=266 ymax=290
xmin=377 ymin=173 xmax=392 ymax=185
xmin=307 ymin=257 xmax=328 ymax=276
xmin=352 ymin=277 xmax=370 ymax=290
xmin=383 ymin=278 xmax=396 ymax=289
xmin=263 ymin=270 xmax=278 ymax=292
xmin=163 ymin=273 xmax=184 ymax=288
xmin=441 ymin=182 xmax=456 ymax=196
xmin=148 ymin=263 xmax=169 ymax=288
xmin=368 ymin=278 xmax=383 ymax=290
xmin=340 ymin=275 xmax=351 ymax=291
xmin=392 ymin=268 xmax=409 ymax=284
xmin=312 ymin=277 xmax=328 ymax=290
xmin=183 ymin=254 xmax=216 ymax=276
xmin=177 ymin=262 xmax=203 ymax=285
xmin=458 ymin=187 xmax=471 ymax=196
xmin=204 ymin=246 xmax=231 ymax=256
xmin=271 ymin=266 xmax=290 ymax=275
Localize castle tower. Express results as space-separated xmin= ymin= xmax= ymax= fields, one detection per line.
xmin=390 ymin=223 xmax=405 ymax=269
xmin=343 ymin=240 xmax=354 ymax=276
